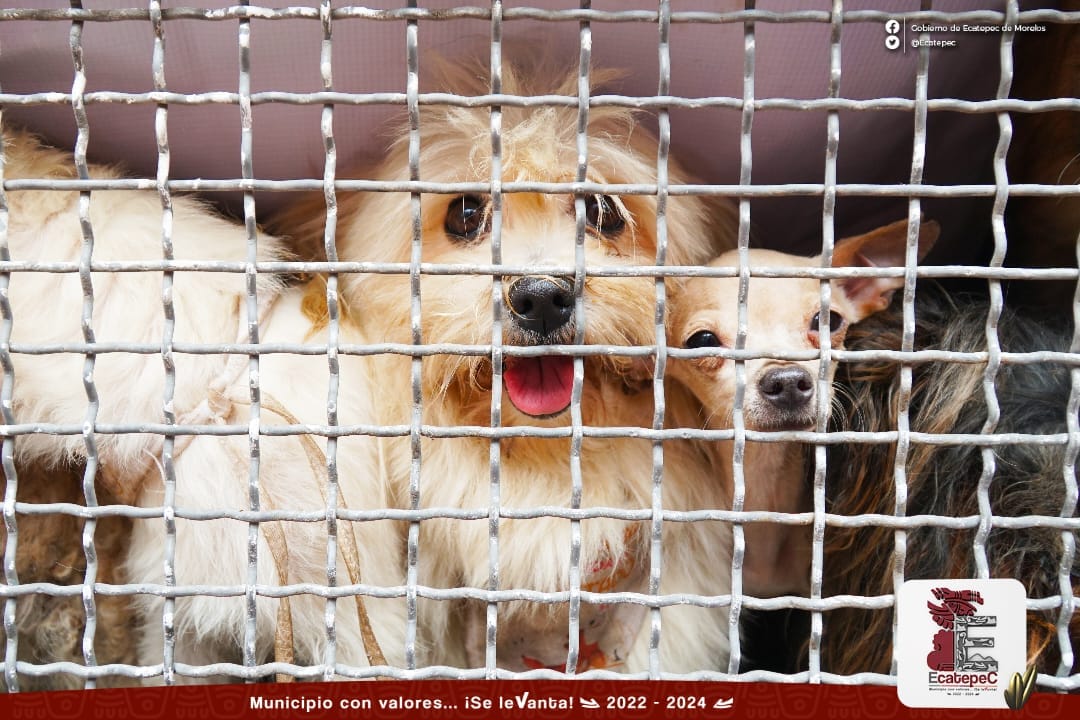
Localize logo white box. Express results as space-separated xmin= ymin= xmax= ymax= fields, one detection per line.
xmin=897 ymin=579 xmax=1028 ymax=708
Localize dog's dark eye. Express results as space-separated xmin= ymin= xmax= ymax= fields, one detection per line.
xmin=585 ymin=195 xmax=625 ymax=235
xmin=445 ymin=195 xmax=488 ymax=240
xmin=810 ymin=310 xmax=845 ymax=334
xmin=685 ymin=330 xmax=723 ymax=349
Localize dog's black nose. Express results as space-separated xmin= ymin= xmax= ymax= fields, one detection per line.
xmin=507 ymin=276 xmax=575 ymax=336
xmin=758 ymin=366 xmax=814 ymax=412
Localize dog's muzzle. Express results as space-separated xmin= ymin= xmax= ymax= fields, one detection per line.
xmin=502 ymin=275 xmax=577 ymax=418
xmin=506 ymin=275 xmax=575 ymax=338
xmin=754 ymin=364 xmax=816 ymax=430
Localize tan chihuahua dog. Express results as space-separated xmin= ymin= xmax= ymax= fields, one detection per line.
xmin=668 ymin=218 xmax=939 ymax=597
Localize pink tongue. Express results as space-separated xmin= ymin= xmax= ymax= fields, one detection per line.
xmin=504 ymin=357 xmax=575 ymax=416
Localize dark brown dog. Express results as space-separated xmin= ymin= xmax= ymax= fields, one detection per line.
xmin=821 ymin=284 xmax=1079 ymax=676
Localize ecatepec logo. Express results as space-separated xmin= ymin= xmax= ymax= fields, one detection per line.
xmin=897 ymin=579 xmax=1027 ymax=708
xmin=925 ymin=588 xmax=998 ymax=681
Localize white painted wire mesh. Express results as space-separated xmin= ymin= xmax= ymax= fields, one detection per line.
xmin=0 ymin=0 xmax=1077 ymax=691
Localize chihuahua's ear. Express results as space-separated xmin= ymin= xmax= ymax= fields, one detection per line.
xmin=832 ymin=218 xmax=940 ymax=321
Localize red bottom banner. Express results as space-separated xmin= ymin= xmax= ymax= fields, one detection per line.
xmin=1 ymin=680 xmax=1078 ymax=719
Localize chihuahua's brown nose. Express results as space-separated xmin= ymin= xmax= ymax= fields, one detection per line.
xmin=759 ymin=366 xmax=814 ymax=412
xmin=507 ymin=276 xmax=574 ymax=336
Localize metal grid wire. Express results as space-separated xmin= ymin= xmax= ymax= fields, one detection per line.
xmin=0 ymin=0 xmax=1077 ymax=691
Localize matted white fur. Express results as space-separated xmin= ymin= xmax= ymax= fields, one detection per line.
xmin=3 ymin=128 xmax=405 ymax=679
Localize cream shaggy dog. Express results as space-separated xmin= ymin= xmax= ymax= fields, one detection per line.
xmin=3 ymin=57 xmax=737 ymax=679
xmin=279 ymin=59 xmax=739 ymax=673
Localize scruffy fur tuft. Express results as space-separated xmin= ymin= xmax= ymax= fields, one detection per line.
xmin=0 ymin=462 xmax=135 ymax=690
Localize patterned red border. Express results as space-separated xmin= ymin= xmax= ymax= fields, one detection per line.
xmin=1 ymin=681 xmax=1076 ymax=719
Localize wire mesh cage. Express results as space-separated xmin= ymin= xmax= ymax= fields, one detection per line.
xmin=0 ymin=0 xmax=1078 ymax=693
